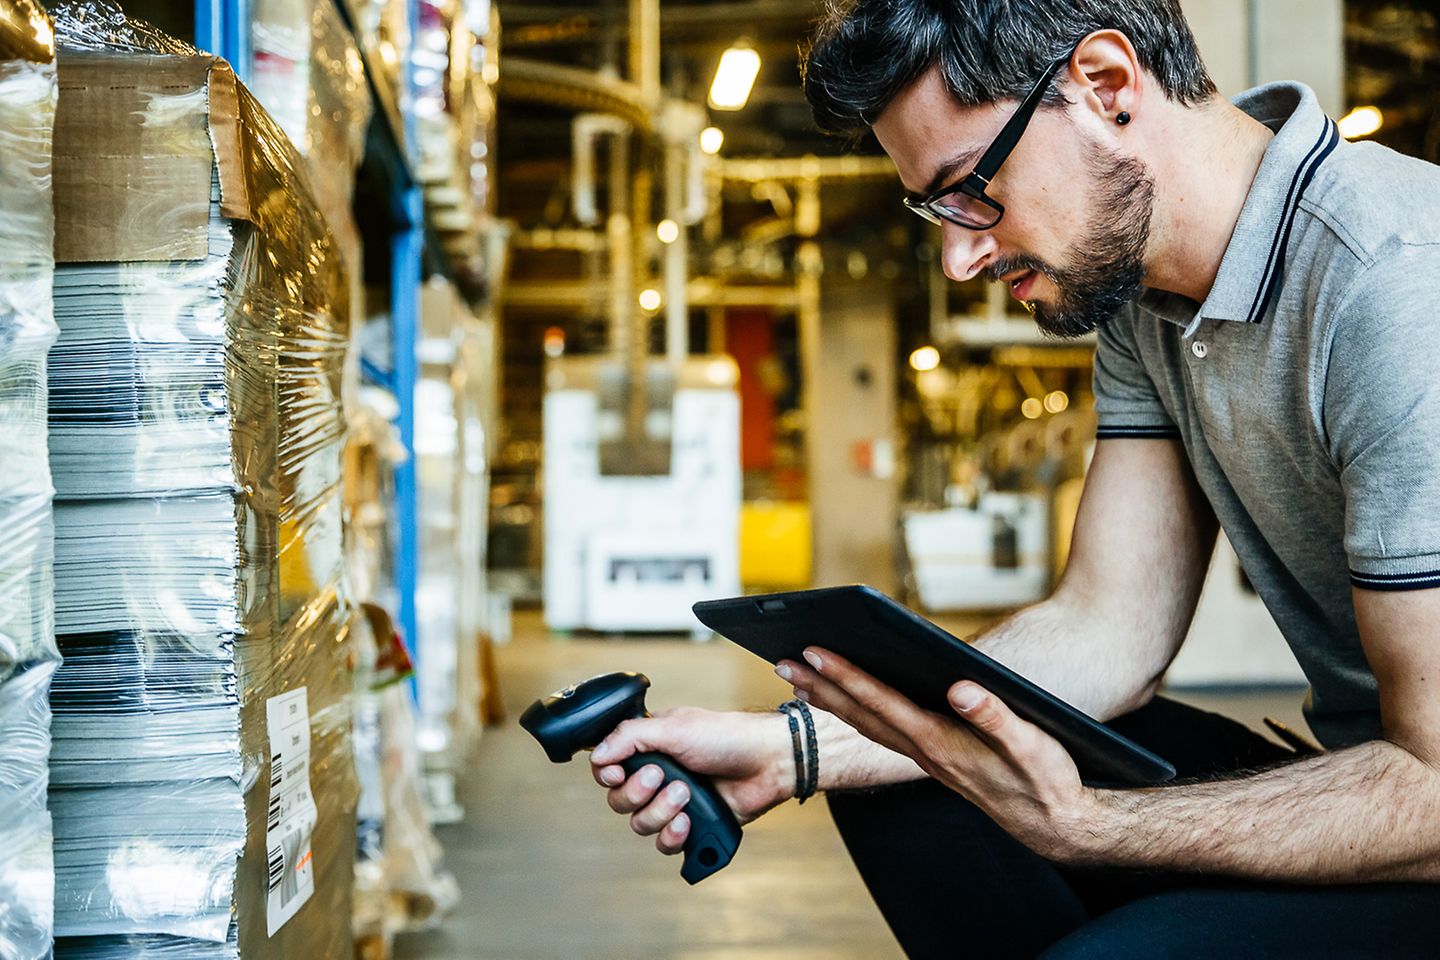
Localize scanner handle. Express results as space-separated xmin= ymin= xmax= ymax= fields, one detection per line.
xmin=620 ymin=751 xmax=742 ymax=884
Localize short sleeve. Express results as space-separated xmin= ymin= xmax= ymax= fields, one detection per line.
xmin=1093 ymin=307 xmax=1181 ymax=440
xmin=1324 ymin=242 xmax=1440 ymax=590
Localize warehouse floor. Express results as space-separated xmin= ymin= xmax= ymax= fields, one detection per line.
xmin=395 ymin=610 xmax=1309 ymax=960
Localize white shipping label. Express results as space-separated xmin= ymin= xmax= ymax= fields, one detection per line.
xmin=265 ymin=687 xmax=319 ymax=936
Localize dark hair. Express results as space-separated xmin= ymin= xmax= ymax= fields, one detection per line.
xmin=802 ymin=0 xmax=1217 ymax=137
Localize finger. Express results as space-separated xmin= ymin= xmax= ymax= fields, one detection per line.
xmin=947 ymin=681 xmax=1042 ymax=759
xmin=657 ymin=812 xmax=690 ymax=855
xmin=606 ymin=763 xmax=666 ymax=814
xmin=799 ymin=647 xmax=941 ymax=746
xmin=591 ymin=716 xmax=669 ymax=767
xmin=630 ymin=779 xmax=692 ymax=837
xmin=782 ymin=659 xmax=921 ymax=760
xmin=594 ymin=764 xmax=626 ymax=788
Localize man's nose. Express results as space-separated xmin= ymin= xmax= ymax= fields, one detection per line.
xmin=940 ymin=222 xmax=998 ymax=283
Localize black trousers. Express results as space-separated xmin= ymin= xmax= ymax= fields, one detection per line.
xmin=826 ymin=697 xmax=1440 ymax=959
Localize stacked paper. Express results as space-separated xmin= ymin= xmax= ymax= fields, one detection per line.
xmin=47 ymin=192 xmax=249 ymax=958
xmin=46 ymin=217 xmax=236 ymax=500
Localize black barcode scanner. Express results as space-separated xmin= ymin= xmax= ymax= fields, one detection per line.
xmin=519 ymin=672 xmax=743 ymax=884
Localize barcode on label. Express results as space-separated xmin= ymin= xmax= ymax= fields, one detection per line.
xmin=265 ymin=687 xmax=317 ymax=936
xmin=267 ymin=842 xmax=284 ymax=894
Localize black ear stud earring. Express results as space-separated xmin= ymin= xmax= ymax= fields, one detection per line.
xmin=1116 ymin=111 xmax=1132 ymax=125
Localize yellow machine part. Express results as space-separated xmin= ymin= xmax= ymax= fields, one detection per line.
xmin=740 ymin=501 xmax=813 ymax=590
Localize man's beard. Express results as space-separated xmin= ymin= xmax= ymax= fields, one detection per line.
xmin=989 ymin=149 xmax=1155 ymax=339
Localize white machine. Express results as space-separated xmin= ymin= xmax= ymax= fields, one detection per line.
xmin=902 ymin=493 xmax=1051 ymax=612
xmin=544 ymin=356 xmax=741 ymax=633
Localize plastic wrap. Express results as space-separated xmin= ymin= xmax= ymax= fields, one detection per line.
xmin=348 ymin=604 xmax=454 ymax=959
xmin=248 ymin=0 xmax=370 ymax=321
xmin=351 ymin=0 xmax=409 ymax=126
xmin=413 ymin=0 xmax=498 ymax=275
xmin=413 ymin=279 xmax=489 ymax=816
xmin=45 ymin=4 xmax=356 ymax=957
xmin=0 ymin=3 xmax=60 ymax=957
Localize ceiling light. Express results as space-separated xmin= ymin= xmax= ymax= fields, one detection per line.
xmin=1021 ymin=398 xmax=1044 ymax=419
xmin=699 ymin=126 xmax=725 ymax=155
xmin=1338 ymin=106 xmax=1383 ymax=140
xmin=709 ymin=45 xmax=760 ymax=111
xmin=656 ymin=219 xmax=679 ymax=244
xmin=908 ymin=346 xmax=940 ymax=372
xmin=638 ymin=289 xmax=662 ymax=311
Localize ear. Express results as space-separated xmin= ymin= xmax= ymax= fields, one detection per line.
xmin=1068 ymin=30 xmax=1144 ymax=123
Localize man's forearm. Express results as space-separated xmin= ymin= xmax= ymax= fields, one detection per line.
xmin=974 ymin=594 xmax=1173 ymax=722
xmin=1071 ymin=740 xmax=1440 ymax=883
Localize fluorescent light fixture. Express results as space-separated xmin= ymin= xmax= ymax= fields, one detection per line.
xmin=656 ymin=219 xmax=680 ymax=244
xmin=1338 ymin=106 xmax=1383 ymax=140
xmin=908 ymin=346 xmax=940 ymax=372
xmin=709 ymin=45 xmax=760 ymax=111
xmin=699 ymin=126 xmax=725 ymax=155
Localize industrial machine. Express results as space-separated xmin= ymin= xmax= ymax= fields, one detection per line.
xmin=543 ymin=355 xmax=741 ymax=633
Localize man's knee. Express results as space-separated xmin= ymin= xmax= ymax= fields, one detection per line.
xmin=1038 ymin=896 xmax=1182 ymax=960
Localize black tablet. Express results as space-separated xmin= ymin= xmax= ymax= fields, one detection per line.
xmin=693 ymin=585 xmax=1175 ymax=787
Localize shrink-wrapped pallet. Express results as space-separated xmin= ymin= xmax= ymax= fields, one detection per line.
xmin=45 ymin=5 xmax=356 ymax=957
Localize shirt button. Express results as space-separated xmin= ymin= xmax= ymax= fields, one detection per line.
xmin=1191 ymin=341 xmax=1208 ymax=359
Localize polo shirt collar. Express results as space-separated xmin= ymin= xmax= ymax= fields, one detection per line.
xmin=1196 ymin=82 xmax=1340 ymax=324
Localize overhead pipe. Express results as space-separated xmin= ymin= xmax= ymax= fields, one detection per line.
xmin=570 ymin=113 xmax=633 ymax=356
xmin=658 ymin=100 xmax=707 ymax=362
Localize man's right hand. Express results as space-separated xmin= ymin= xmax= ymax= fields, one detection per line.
xmin=588 ymin=707 xmax=796 ymax=857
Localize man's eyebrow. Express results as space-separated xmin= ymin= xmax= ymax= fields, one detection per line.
xmin=906 ymin=147 xmax=983 ymax=202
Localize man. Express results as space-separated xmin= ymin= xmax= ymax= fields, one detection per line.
xmin=585 ymin=1 xmax=1440 ymax=955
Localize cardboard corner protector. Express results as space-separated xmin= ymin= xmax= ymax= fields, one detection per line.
xmin=53 ymin=51 xmax=222 ymax=262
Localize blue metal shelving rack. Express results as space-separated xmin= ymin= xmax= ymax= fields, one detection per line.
xmin=195 ymin=0 xmax=427 ymax=669
xmin=194 ymin=0 xmax=251 ymax=83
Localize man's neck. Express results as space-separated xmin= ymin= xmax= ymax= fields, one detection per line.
xmin=1142 ymin=97 xmax=1275 ymax=304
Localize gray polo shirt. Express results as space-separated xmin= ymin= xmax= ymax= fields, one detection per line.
xmin=1093 ymin=81 xmax=1440 ymax=749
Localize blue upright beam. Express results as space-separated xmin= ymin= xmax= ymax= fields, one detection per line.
xmin=194 ymin=0 xmax=253 ymax=82
xmin=393 ymin=185 xmax=424 ymax=685
xmin=397 ymin=1 xmax=423 ymax=700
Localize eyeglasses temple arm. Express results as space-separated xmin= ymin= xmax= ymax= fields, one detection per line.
xmin=971 ymin=45 xmax=1078 ymax=184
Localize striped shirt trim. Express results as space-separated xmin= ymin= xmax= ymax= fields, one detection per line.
xmin=1245 ymin=117 xmax=1340 ymax=324
xmin=1095 ymin=425 xmax=1182 ymax=440
xmin=1350 ymin=569 xmax=1440 ymax=592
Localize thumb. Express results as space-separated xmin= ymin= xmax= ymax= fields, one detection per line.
xmin=948 ymin=681 xmax=1018 ymax=743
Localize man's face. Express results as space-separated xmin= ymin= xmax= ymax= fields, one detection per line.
xmin=873 ymin=66 xmax=1154 ymax=338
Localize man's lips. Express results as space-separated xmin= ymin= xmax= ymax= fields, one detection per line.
xmin=1005 ymin=269 xmax=1038 ymax=301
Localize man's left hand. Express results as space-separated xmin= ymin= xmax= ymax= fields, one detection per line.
xmin=778 ymin=647 xmax=1102 ymax=860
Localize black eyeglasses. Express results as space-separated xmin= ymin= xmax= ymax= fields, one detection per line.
xmin=902 ymin=42 xmax=1080 ymax=231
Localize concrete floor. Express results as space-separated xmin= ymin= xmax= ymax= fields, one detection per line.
xmin=395 ymin=610 xmax=1309 ymax=960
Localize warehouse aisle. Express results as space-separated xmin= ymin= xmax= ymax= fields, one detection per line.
xmin=395 ymin=611 xmax=1308 ymax=960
